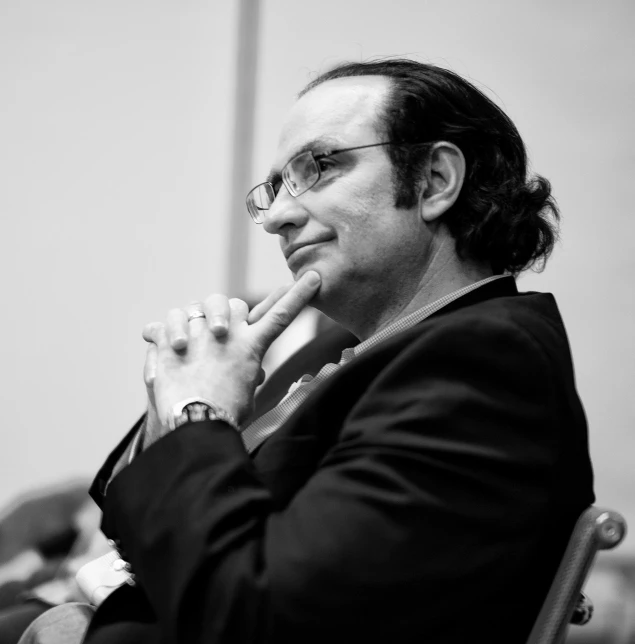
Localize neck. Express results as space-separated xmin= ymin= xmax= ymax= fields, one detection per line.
xmin=329 ymin=241 xmax=494 ymax=340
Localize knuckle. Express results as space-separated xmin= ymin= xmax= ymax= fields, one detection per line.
xmin=142 ymin=321 xmax=164 ymax=341
xmin=269 ymin=308 xmax=293 ymax=328
xmin=205 ymin=294 xmax=230 ymax=319
xmin=229 ymin=297 xmax=246 ymax=309
xmin=170 ymin=336 xmax=187 ymax=351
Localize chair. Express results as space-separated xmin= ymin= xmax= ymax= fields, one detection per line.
xmin=526 ymin=506 xmax=628 ymax=644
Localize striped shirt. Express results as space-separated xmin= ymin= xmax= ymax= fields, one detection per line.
xmin=240 ymin=274 xmax=507 ymax=454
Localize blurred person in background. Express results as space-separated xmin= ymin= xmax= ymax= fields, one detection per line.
xmin=17 ymin=59 xmax=593 ymax=644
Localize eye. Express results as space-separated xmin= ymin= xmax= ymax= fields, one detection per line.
xmin=317 ymin=157 xmax=336 ymax=173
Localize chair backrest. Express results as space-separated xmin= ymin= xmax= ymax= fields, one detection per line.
xmin=526 ymin=505 xmax=628 ymax=644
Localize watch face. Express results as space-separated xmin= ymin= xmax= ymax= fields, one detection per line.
xmin=169 ymin=400 xmax=214 ymax=430
xmin=184 ymin=403 xmax=212 ymax=424
xmin=168 ymin=399 xmax=238 ymax=431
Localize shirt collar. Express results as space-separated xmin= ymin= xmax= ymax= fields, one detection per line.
xmin=340 ymin=274 xmax=510 ymax=365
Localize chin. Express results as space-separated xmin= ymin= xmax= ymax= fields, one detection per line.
xmin=290 ymin=259 xmax=321 ymax=280
xmin=306 ymin=275 xmax=345 ymax=319
xmin=292 ymin=265 xmax=316 ymax=281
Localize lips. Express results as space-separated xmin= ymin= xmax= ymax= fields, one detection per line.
xmin=283 ymin=239 xmax=331 ymax=261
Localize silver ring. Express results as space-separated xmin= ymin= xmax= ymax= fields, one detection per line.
xmin=187 ymin=310 xmax=206 ymax=322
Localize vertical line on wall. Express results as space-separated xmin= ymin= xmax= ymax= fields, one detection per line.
xmin=226 ymin=0 xmax=260 ymax=297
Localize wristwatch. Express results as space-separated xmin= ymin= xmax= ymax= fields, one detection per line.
xmin=167 ymin=398 xmax=240 ymax=432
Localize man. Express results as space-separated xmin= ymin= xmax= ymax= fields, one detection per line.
xmin=32 ymin=59 xmax=596 ymax=643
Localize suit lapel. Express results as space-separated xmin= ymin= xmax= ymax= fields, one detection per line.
xmin=250 ymin=276 xmax=519 ymax=505
xmin=252 ymin=325 xmax=358 ymax=420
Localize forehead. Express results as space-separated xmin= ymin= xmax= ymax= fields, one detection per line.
xmin=274 ymin=75 xmax=391 ymax=166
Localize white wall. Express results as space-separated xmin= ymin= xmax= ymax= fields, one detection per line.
xmin=247 ymin=0 xmax=635 ymax=552
xmin=1 ymin=0 xmax=633 ymax=556
xmin=0 ymin=1 xmax=238 ymax=500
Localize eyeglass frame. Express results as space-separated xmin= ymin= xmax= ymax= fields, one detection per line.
xmin=245 ymin=140 xmax=430 ymax=224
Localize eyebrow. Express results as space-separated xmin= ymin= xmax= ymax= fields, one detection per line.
xmin=265 ymin=136 xmax=342 ymax=185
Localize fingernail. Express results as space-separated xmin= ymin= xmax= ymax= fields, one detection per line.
xmin=304 ymin=271 xmax=321 ymax=286
xmin=211 ymin=317 xmax=228 ymax=336
xmin=171 ymin=336 xmax=187 ymax=351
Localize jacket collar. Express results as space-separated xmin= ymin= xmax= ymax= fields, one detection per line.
xmin=424 ymin=274 xmax=518 ymax=322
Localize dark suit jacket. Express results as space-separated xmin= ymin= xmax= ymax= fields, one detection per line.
xmin=85 ymin=277 xmax=594 ymax=644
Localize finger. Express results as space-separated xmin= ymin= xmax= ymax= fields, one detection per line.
xmin=144 ymin=343 xmax=158 ymax=388
xmin=229 ymin=298 xmax=250 ymax=323
xmin=166 ymin=308 xmax=189 ymax=351
xmin=247 ymin=283 xmax=293 ymax=324
xmin=183 ymin=301 xmax=207 ymax=326
xmin=142 ymin=321 xmax=166 ymax=345
xmin=253 ymin=270 xmax=321 ymax=353
xmin=203 ymin=294 xmax=231 ymax=338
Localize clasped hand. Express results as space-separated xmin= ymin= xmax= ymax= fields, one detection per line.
xmin=142 ymin=271 xmax=321 ymax=437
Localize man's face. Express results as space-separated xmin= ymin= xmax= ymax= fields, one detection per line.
xmin=263 ymin=76 xmax=429 ymax=315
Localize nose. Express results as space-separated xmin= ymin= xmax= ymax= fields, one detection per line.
xmin=262 ymin=186 xmax=309 ymax=235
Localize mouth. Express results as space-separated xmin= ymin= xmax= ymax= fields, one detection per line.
xmin=283 ymin=239 xmax=332 ymax=261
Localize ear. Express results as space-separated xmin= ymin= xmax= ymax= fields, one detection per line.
xmin=419 ymin=142 xmax=466 ymax=223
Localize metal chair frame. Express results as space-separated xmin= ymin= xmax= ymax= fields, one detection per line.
xmin=526 ymin=506 xmax=627 ymax=644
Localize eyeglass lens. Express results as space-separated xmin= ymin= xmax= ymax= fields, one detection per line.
xmin=247 ymin=183 xmax=275 ymax=223
xmin=246 ymin=151 xmax=323 ymax=223
xmin=283 ymin=152 xmax=320 ymax=197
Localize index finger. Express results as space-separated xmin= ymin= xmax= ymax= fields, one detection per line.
xmin=251 ymin=271 xmax=321 ymax=354
xmin=247 ymin=283 xmax=294 ymax=324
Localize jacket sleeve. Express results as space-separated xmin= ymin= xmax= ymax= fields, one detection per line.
xmin=101 ymin=316 xmax=590 ymax=644
xmin=89 ymin=414 xmax=145 ymax=509
xmin=90 ymin=327 xmax=357 ymax=512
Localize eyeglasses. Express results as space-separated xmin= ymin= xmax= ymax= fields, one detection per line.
xmin=246 ymin=141 xmax=409 ymax=224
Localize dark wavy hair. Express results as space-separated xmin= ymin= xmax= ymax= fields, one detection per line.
xmin=300 ymin=59 xmax=560 ymax=275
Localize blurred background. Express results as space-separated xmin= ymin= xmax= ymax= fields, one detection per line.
xmin=1 ymin=0 xmax=634 ymax=640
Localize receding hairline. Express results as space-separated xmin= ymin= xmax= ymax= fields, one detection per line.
xmin=298 ymin=72 xmax=394 ymax=99
xmin=295 ymin=74 xmax=394 ymax=146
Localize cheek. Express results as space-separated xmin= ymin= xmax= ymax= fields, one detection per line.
xmin=337 ymin=220 xmax=353 ymax=235
xmin=331 ymin=184 xmax=382 ymax=232
xmin=315 ymin=172 xmax=398 ymax=247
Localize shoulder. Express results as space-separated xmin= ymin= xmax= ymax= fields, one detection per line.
xmin=408 ymin=289 xmax=570 ymax=365
xmin=349 ymin=290 xmax=573 ymax=416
